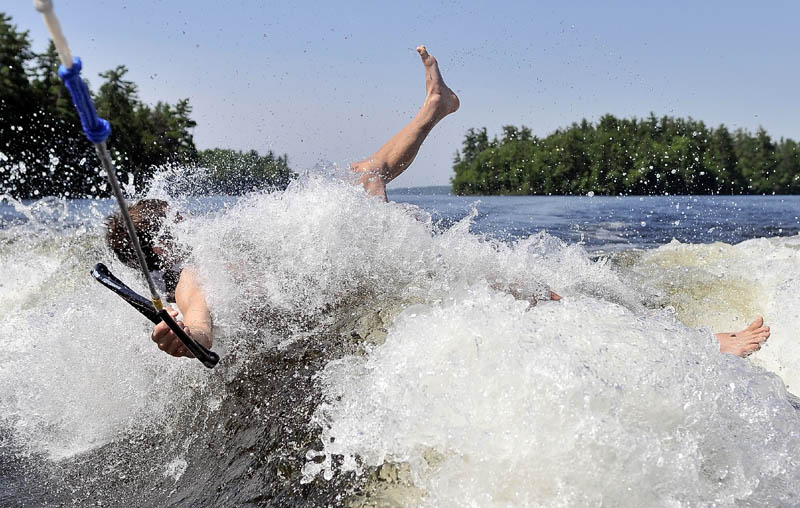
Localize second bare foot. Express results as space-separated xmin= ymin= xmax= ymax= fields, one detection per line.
xmin=416 ymin=45 xmax=460 ymax=121
xmin=716 ymin=316 xmax=770 ymax=357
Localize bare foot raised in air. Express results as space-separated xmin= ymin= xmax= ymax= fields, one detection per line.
xmin=416 ymin=45 xmax=460 ymax=121
xmin=716 ymin=317 xmax=770 ymax=357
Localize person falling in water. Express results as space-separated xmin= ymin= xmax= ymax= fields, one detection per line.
xmin=104 ymin=46 xmax=770 ymax=360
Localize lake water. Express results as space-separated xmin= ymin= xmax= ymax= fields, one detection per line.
xmin=391 ymin=186 xmax=800 ymax=251
xmin=2 ymin=180 xmax=799 ymax=507
xmin=4 ymin=187 xmax=800 ymax=251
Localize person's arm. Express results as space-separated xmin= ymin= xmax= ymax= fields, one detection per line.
xmin=150 ymin=268 xmax=212 ymax=358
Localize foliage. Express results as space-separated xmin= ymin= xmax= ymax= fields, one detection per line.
xmin=0 ymin=12 xmax=293 ymax=198
xmin=196 ymin=148 xmax=295 ymax=194
xmin=452 ymin=114 xmax=800 ymax=195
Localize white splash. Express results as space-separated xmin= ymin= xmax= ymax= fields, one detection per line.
xmin=305 ymin=286 xmax=799 ymax=506
xmin=1 ymin=176 xmax=798 ymax=508
xmin=630 ymin=237 xmax=800 ymax=392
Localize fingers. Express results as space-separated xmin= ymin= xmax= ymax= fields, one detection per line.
xmin=164 ymin=326 xmax=186 ymax=356
xmin=151 ymin=308 xmax=179 ymax=341
xmin=150 ymin=308 xmax=194 ymax=358
xmin=152 ymin=315 xmax=181 ymax=347
xmin=154 ymin=320 xmax=182 ymax=351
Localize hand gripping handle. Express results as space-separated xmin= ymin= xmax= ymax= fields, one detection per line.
xmin=58 ymin=58 xmax=112 ymax=144
xmin=157 ymin=309 xmax=220 ymax=369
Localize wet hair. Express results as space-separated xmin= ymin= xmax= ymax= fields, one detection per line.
xmin=104 ymin=199 xmax=170 ymax=271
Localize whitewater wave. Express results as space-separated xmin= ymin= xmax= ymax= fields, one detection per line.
xmin=305 ymin=287 xmax=798 ymax=507
xmin=629 ymin=237 xmax=800 ymax=393
xmin=0 ymin=175 xmax=798 ymax=507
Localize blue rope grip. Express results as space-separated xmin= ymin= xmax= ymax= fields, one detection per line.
xmin=58 ymin=57 xmax=111 ymax=144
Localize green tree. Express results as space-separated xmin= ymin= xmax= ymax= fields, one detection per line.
xmin=0 ymin=11 xmax=295 ymax=198
xmin=735 ymin=128 xmax=778 ymax=193
xmin=704 ymin=126 xmax=743 ymax=193
xmin=775 ymin=139 xmax=800 ymax=193
xmin=0 ymin=13 xmax=37 ymax=196
xmin=197 ymin=148 xmax=295 ymax=194
xmin=452 ymin=115 xmax=800 ymax=196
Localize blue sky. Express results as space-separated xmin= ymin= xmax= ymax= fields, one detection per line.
xmin=7 ymin=1 xmax=799 ymax=187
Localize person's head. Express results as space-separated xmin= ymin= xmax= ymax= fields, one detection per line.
xmin=105 ymin=199 xmax=175 ymax=271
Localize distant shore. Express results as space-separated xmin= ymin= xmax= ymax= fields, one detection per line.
xmin=451 ymin=115 xmax=800 ymax=197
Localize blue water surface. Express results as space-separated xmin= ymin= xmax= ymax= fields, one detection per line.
xmin=390 ymin=186 xmax=800 ymax=252
xmin=2 ymin=188 xmax=799 ymax=252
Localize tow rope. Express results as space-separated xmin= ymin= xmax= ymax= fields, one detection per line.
xmin=34 ymin=0 xmax=219 ymax=368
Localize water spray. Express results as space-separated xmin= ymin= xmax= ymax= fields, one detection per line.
xmin=33 ymin=0 xmax=219 ymax=368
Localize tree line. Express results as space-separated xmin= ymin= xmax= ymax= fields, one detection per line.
xmin=0 ymin=12 xmax=294 ymax=199
xmin=452 ymin=115 xmax=800 ymax=195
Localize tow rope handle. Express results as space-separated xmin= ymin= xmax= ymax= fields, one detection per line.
xmin=91 ymin=264 xmax=220 ymax=368
xmin=35 ymin=0 xmax=220 ymax=369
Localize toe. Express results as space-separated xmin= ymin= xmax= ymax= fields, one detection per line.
xmin=747 ymin=316 xmax=764 ymax=330
xmin=743 ymin=343 xmax=762 ymax=355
